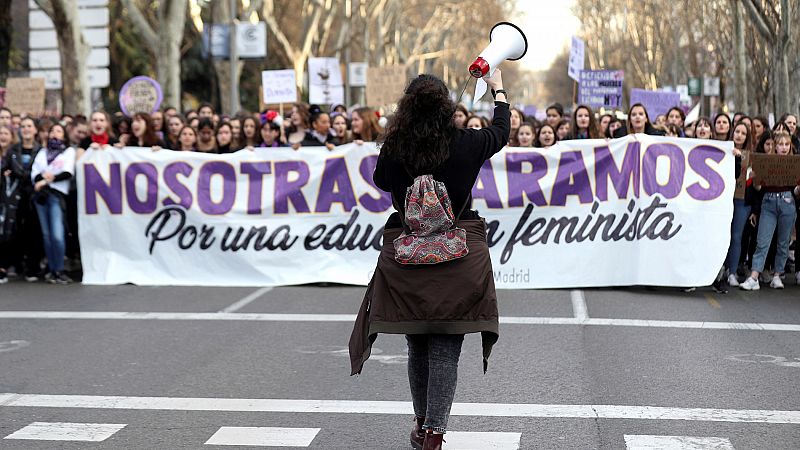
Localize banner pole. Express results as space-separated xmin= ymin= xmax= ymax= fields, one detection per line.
xmin=279 ymin=102 xmax=285 ymax=143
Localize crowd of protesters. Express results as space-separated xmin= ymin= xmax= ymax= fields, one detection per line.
xmin=0 ymin=98 xmax=799 ymax=293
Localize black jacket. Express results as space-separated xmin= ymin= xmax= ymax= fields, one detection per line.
xmin=3 ymin=141 xmax=42 ymax=194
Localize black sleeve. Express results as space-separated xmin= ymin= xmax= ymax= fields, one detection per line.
xmin=53 ymin=172 xmax=72 ymax=182
xmin=79 ymin=137 xmax=92 ymax=150
xmin=34 ymin=173 xmax=44 ymax=182
xmin=468 ymin=102 xmax=510 ymax=160
xmin=373 ymin=152 xmax=389 ymax=191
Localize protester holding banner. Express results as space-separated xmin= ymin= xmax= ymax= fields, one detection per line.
xmin=5 ymin=117 xmax=43 ymax=281
xmin=177 ymin=126 xmax=198 ymax=151
xmin=693 ymin=117 xmax=713 ymax=139
xmin=713 ymin=113 xmax=732 ymax=141
xmin=569 ymin=104 xmax=600 ymax=139
xmin=615 ymin=103 xmax=665 ymax=137
xmin=259 ymin=122 xmax=284 ymax=148
xmin=741 ymin=131 xmax=799 ymax=291
xmin=215 ymin=122 xmax=234 ymax=153
xmin=0 ymin=124 xmax=20 ymax=284
xmin=77 ymin=111 xmax=117 ymax=157
xmin=330 ymin=113 xmax=352 ymax=145
xmin=515 ymin=122 xmax=535 ymax=147
xmin=350 ymin=71 xmax=508 ymax=449
xmin=195 ymin=118 xmax=217 ymax=152
xmin=717 ymin=120 xmax=755 ymax=291
xmin=300 ymin=110 xmax=336 ymax=150
xmin=163 ymin=115 xmax=185 ymax=150
xmin=351 ymin=107 xmax=383 ymax=144
xmin=241 ymin=116 xmax=262 ymax=148
xmin=287 ymin=103 xmax=311 ymax=146
xmin=30 ymin=123 xmax=75 ymax=284
xmin=534 ymin=123 xmax=556 ymax=148
xmin=666 ymin=107 xmax=686 ymax=137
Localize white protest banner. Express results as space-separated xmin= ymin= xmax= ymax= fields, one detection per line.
xmin=78 ymin=136 xmax=734 ymax=288
xmin=308 ymin=57 xmax=344 ymax=105
xmin=568 ymin=36 xmax=585 ymax=82
xmin=261 ymin=69 xmax=297 ymax=104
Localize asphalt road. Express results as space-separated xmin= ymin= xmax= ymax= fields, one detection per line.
xmin=1 ymin=281 xmax=799 ymax=449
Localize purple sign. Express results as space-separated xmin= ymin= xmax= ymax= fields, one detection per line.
xmin=629 ymin=88 xmax=680 ymax=119
xmin=119 ymin=76 xmax=163 ymax=117
xmin=579 ymin=70 xmax=624 ymax=109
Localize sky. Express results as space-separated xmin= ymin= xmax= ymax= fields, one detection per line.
xmin=514 ymin=0 xmax=582 ymax=72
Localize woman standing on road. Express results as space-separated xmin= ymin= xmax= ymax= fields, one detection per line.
xmin=350 ymin=71 xmax=508 ymax=450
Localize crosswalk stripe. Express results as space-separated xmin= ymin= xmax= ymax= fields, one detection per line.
xmin=624 ymin=434 xmax=735 ymax=449
xmin=445 ymin=431 xmax=522 ymax=449
xmin=3 ymin=422 xmax=126 ymax=442
xmin=2 ymin=393 xmax=799 ymax=424
xmin=1 ymin=310 xmax=799 ymax=332
xmin=204 ymin=427 xmax=320 ymax=447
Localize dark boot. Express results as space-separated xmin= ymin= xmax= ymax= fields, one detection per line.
xmin=422 ymin=431 xmax=444 ymax=450
xmin=410 ymin=416 xmax=425 ymax=449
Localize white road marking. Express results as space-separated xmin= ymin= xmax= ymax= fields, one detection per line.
xmin=2 ymin=394 xmax=799 ymax=424
xmin=204 ymin=427 xmax=320 ymax=447
xmin=0 ymin=340 xmax=30 ymax=353
xmin=570 ymin=290 xmax=589 ymax=320
xmin=624 ymin=434 xmax=735 ymax=449
xmin=444 ymin=431 xmax=522 ymax=449
xmin=3 ymin=422 xmax=126 ymax=442
xmin=219 ymin=287 xmax=272 ymax=313
xmin=1 ymin=311 xmax=800 ymax=332
xmin=726 ymin=354 xmax=800 ymax=368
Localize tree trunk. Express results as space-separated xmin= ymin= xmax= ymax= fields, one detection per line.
xmin=0 ymin=1 xmax=11 ymax=87
xmin=156 ymin=0 xmax=187 ymax=109
xmin=732 ymin=0 xmax=748 ymax=114
xmin=40 ymin=0 xmax=91 ymax=115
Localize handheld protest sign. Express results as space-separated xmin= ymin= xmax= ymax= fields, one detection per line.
xmin=119 ymin=76 xmax=163 ymax=117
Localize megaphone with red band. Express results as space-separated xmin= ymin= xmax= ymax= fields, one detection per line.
xmin=469 ymin=22 xmax=528 ymax=104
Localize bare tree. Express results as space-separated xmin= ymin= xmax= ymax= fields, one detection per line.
xmin=34 ymin=0 xmax=91 ymax=115
xmin=120 ymin=0 xmax=188 ymax=109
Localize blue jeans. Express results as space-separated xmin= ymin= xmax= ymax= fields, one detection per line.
xmin=35 ymin=192 xmax=66 ymax=273
xmin=725 ymin=199 xmax=751 ymax=271
xmin=406 ymin=334 xmax=464 ymax=433
xmin=752 ymin=192 xmax=796 ymax=274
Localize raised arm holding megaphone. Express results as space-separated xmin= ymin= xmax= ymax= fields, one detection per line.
xmin=469 ymin=22 xmax=528 ymax=106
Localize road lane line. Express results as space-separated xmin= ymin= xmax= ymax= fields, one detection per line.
xmin=570 ymin=290 xmax=589 ymax=320
xmin=444 ymin=431 xmax=522 ymax=449
xmin=1 ymin=394 xmax=799 ymax=424
xmin=3 ymin=422 xmax=126 ymax=442
xmin=704 ymin=294 xmax=721 ymax=309
xmin=204 ymin=427 xmax=320 ymax=447
xmin=219 ymin=287 xmax=273 ymax=313
xmin=624 ymin=434 xmax=735 ymax=449
xmin=2 ymin=311 xmax=800 ymax=332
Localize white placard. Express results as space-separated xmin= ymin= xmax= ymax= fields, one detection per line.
xmin=703 ymin=77 xmax=721 ymax=96
xmin=308 ymin=57 xmax=344 ymax=104
xmin=568 ymin=36 xmax=585 ymax=82
xmin=261 ymin=69 xmax=297 ymax=104
xmin=78 ymin=136 xmax=734 ymax=289
xmin=348 ymin=62 xmax=368 ymax=87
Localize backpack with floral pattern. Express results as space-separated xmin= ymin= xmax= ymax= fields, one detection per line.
xmin=393 ymin=174 xmax=469 ymax=265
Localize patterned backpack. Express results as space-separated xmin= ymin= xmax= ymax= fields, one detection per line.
xmin=393 ymin=174 xmax=469 ymax=265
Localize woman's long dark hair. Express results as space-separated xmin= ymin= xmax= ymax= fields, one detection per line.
xmin=379 ymin=74 xmax=456 ymax=175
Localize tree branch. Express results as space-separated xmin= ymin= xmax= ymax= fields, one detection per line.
xmin=740 ymin=0 xmax=775 ymax=43
xmin=33 ymin=0 xmax=54 ymax=17
xmin=121 ymin=0 xmax=159 ymax=49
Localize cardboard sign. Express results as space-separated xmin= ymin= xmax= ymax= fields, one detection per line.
xmin=366 ymin=65 xmax=406 ymax=107
xmin=261 ymin=70 xmax=297 ymax=104
xmin=4 ymin=78 xmax=46 ymax=115
xmin=750 ymin=153 xmax=800 ymax=187
xmin=734 ymin=151 xmax=749 ymax=199
xmin=630 ymin=88 xmax=680 ymax=119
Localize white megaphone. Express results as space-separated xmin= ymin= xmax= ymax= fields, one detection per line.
xmin=469 ymin=22 xmax=528 ymax=105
